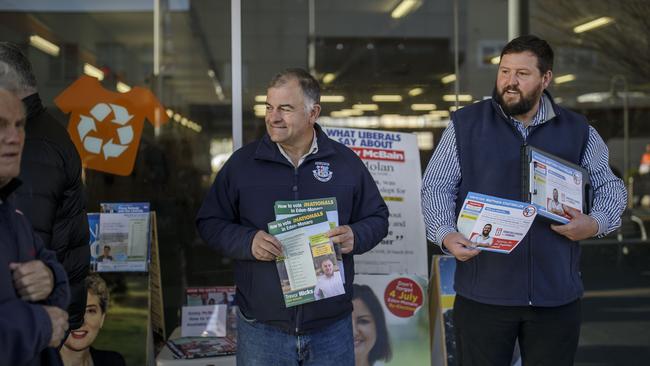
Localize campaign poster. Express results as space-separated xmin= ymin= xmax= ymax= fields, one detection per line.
xmin=97 ymin=202 xmax=150 ymax=272
xmin=354 ymin=274 xmax=430 ymax=365
xmin=324 ymin=127 xmax=428 ymax=277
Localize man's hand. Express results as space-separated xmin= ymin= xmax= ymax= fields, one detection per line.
xmin=43 ymin=306 xmax=68 ymax=347
xmin=9 ymin=260 xmax=54 ymax=302
xmin=551 ymin=206 xmax=599 ymax=241
xmin=327 ymin=225 xmax=354 ymax=254
xmin=251 ymin=231 xmax=282 ymax=261
xmin=442 ymin=232 xmax=480 ymax=262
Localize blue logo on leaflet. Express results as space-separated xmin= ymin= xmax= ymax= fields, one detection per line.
xmin=313 ymin=162 xmax=333 ymax=182
xmin=523 ymin=205 xmax=536 ymax=217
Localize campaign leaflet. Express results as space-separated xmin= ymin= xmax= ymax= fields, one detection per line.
xmin=457 ymin=192 xmax=537 ymax=254
xmin=274 ymin=197 xmax=344 ymax=282
xmin=529 ymin=150 xmax=584 ymax=224
xmin=268 ymin=210 xmax=345 ymax=307
xmin=97 ymin=202 xmax=150 ymax=272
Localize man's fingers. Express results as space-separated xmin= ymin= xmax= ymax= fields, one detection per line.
xmin=252 ymin=231 xmax=283 ymax=261
xmin=551 ymin=222 xmax=574 ymax=235
xmin=327 ymin=226 xmax=346 ymax=236
xmin=262 ymin=239 xmax=282 ymax=257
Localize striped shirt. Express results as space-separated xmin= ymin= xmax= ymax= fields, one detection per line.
xmin=421 ymin=95 xmax=627 ymax=248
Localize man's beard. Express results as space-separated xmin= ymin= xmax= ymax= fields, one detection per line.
xmin=493 ymin=85 xmax=541 ymax=117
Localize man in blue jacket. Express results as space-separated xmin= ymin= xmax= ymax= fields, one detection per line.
xmin=421 ymin=35 xmax=626 ymax=365
xmin=0 ymin=88 xmax=70 ymax=365
xmin=197 ymin=68 xmax=389 ymax=365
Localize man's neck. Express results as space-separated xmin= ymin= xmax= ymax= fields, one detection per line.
xmin=278 ymin=132 xmax=315 ymax=167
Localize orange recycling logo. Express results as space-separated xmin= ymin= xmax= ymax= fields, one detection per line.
xmin=55 ymin=75 xmax=168 ymax=176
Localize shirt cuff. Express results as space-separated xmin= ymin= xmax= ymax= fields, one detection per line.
xmin=589 ymin=210 xmax=609 ymax=237
xmin=435 ymin=225 xmax=457 ymax=255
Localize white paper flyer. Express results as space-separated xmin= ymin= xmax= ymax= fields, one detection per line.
xmin=457 ymin=192 xmax=537 ymax=254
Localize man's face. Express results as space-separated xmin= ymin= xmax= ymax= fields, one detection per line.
xmin=0 ymin=90 xmax=25 ymax=187
xmin=494 ymin=51 xmax=551 ymax=118
xmin=482 ymin=224 xmax=492 ymax=236
xmin=321 ymin=259 xmax=334 ymax=277
xmin=103 ymin=246 xmax=110 ymax=256
xmin=265 ymin=78 xmax=319 ymax=149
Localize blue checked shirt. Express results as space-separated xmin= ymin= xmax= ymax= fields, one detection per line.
xmin=421 ymin=95 xmax=627 ymax=248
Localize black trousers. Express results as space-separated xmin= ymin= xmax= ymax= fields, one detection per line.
xmin=453 ymin=295 xmax=581 ymax=366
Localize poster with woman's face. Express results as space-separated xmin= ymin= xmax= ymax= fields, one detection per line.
xmin=353 ymin=274 xmax=430 ymax=366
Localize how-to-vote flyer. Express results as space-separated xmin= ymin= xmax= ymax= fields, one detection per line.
xmin=268 ymin=210 xmax=345 ymax=307
xmin=457 ymin=192 xmax=537 ymax=254
xmin=274 ymin=197 xmax=345 ymax=282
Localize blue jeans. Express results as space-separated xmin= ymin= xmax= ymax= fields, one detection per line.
xmin=236 ymin=310 xmax=354 ymax=366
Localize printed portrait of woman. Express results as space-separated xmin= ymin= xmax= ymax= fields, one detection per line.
xmin=352 ymin=284 xmax=392 ymax=366
xmin=60 ymin=273 xmax=126 ymax=366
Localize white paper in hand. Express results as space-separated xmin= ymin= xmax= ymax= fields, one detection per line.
xmin=457 ymin=192 xmax=537 ymax=254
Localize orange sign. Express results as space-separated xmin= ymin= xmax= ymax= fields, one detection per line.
xmin=55 ymin=75 xmax=168 ymax=176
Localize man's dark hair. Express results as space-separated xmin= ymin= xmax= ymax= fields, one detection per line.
xmin=500 ymin=35 xmax=554 ymax=74
xmin=353 ymin=284 xmax=392 ymax=364
xmin=0 ymin=42 xmax=38 ymax=93
xmin=269 ymin=68 xmax=320 ymax=111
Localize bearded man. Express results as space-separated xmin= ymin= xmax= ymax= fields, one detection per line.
xmin=421 ymin=35 xmax=626 ymax=366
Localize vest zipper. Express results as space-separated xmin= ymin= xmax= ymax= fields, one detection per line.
xmin=523 ymin=140 xmax=533 ymax=306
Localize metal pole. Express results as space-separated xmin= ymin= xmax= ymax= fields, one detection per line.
xmin=231 ymin=0 xmax=243 ymax=151
xmin=153 ymin=0 xmax=162 ymax=137
xmin=308 ymin=0 xmax=316 ymax=75
xmin=508 ymin=0 xmax=520 ymax=40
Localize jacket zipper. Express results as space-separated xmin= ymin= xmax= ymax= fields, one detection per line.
xmin=292 ymin=166 xmax=302 ymax=334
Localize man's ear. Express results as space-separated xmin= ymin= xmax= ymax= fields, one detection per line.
xmin=309 ymin=104 xmax=321 ymax=124
xmin=542 ymin=70 xmax=553 ymax=89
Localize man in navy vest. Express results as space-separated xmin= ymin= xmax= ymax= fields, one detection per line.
xmin=421 ymin=35 xmax=626 ymax=365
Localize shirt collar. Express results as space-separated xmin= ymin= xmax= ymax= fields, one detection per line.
xmin=276 ymin=129 xmax=319 ymax=168
xmin=0 ymin=178 xmax=21 ymax=203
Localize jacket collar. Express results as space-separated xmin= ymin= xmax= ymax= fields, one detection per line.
xmin=0 ymin=178 xmax=21 ymax=203
xmin=22 ymin=93 xmax=45 ymax=121
xmin=254 ymin=123 xmax=336 ymax=165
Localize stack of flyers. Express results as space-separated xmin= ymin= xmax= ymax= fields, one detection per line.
xmin=274 ymin=197 xmax=345 ymax=282
xmin=166 ymin=337 xmax=236 ymax=359
xmin=268 ymin=209 xmax=345 ymax=307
